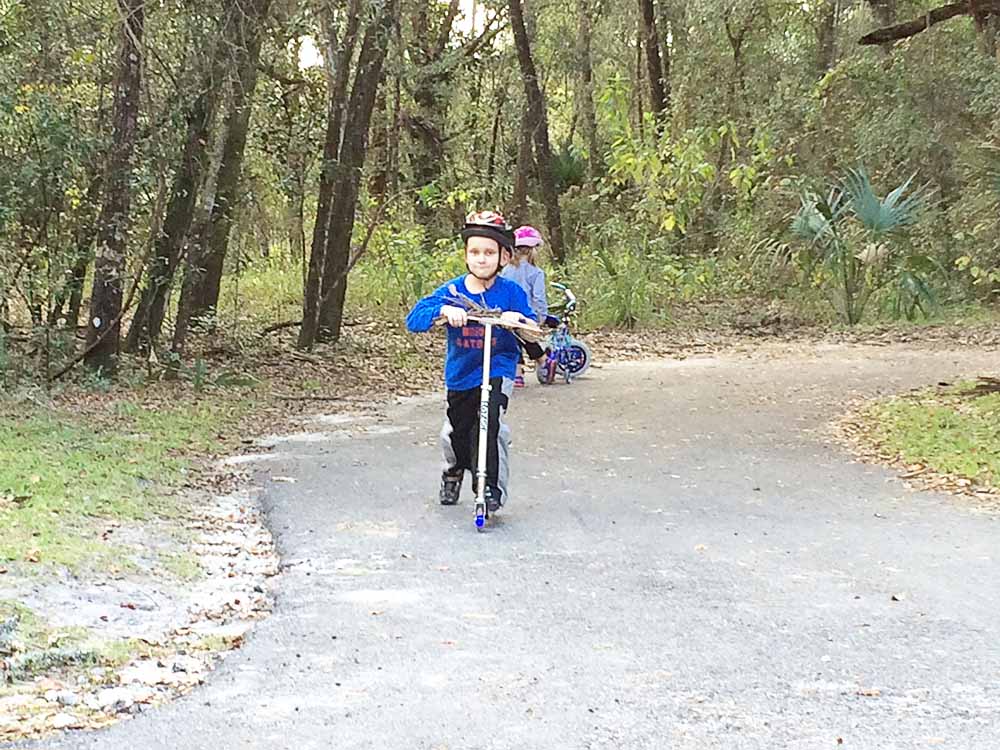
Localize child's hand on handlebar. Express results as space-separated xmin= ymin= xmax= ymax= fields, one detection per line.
xmin=440 ymin=305 xmax=468 ymax=327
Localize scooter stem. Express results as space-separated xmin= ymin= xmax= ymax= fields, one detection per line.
xmin=476 ymin=321 xmax=493 ymax=508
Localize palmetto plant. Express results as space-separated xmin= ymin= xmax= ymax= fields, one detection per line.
xmin=791 ymin=168 xmax=932 ymax=325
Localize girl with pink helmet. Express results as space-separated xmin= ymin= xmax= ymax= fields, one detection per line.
xmin=502 ymin=225 xmax=549 ymax=387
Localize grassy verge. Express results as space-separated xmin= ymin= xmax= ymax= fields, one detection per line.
xmin=0 ymin=394 xmax=251 ymax=569
xmin=863 ymin=381 xmax=1000 ymax=492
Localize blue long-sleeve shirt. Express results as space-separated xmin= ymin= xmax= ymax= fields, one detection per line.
xmin=500 ymin=262 xmax=548 ymax=323
xmin=406 ymin=275 xmax=535 ymax=391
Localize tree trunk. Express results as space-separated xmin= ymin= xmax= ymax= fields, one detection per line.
xmin=975 ymin=6 xmax=1000 ymax=58
xmin=368 ymin=86 xmax=390 ymax=201
xmin=298 ymin=0 xmax=363 ymax=350
xmin=314 ymin=0 xmax=397 ymax=344
xmin=486 ymin=86 xmax=506 ymax=181
xmin=388 ymin=15 xmax=403 ymax=196
xmin=284 ymin=39 xmax=307 ymax=273
xmin=510 ymin=111 xmax=534 ymax=219
xmin=509 ymin=0 xmax=565 ymax=263
xmin=405 ymin=0 xmax=461 ymax=226
xmin=577 ymin=0 xmax=602 ymax=179
xmin=173 ymin=0 xmax=271 ymax=353
xmin=634 ymin=23 xmax=645 ymax=138
xmin=639 ymin=0 xmax=668 ymax=120
xmin=125 ymin=31 xmax=228 ymax=354
xmin=84 ymin=0 xmax=144 ymax=375
xmin=51 ymin=168 xmax=102 ymax=327
xmin=816 ymin=0 xmax=838 ymax=74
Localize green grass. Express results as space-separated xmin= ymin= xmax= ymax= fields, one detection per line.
xmin=0 ymin=398 xmax=250 ymax=568
xmin=867 ymin=383 xmax=1000 ymax=489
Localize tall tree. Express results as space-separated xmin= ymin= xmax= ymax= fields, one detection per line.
xmin=298 ymin=0 xmax=363 ymax=350
xmin=314 ymin=0 xmax=398 ymax=343
xmin=639 ymin=0 xmax=669 ymax=121
xmin=816 ymin=0 xmax=839 ymax=74
xmin=173 ymin=0 xmax=273 ymax=353
xmin=577 ymin=0 xmax=602 ymax=178
xmin=405 ymin=0 xmax=461 ymax=223
xmin=84 ymin=0 xmax=145 ymax=374
xmin=125 ymin=7 xmax=235 ymax=354
xmin=509 ymin=0 xmax=565 ymax=263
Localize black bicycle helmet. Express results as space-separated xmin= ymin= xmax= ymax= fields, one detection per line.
xmin=460 ymin=209 xmax=514 ymax=252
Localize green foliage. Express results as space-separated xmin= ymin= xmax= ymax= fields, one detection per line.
xmin=3 ymin=0 xmax=1000 ymax=378
xmin=791 ymin=167 xmax=933 ymax=324
xmin=868 ymin=384 xmax=1000 ymax=489
xmin=0 ymin=397 xmax=249 ymax=568
xmin=348 ymin=221 xmax=465 ymax=314
xmin=552 ymin=144 xmax=588 ymax=193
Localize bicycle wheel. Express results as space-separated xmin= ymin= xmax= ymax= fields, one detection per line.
xmin=559 ymin=341 xmax=592 ymax=378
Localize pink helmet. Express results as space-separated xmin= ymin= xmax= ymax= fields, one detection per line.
xmin=513 ymin=225 xmax=544 ymax=248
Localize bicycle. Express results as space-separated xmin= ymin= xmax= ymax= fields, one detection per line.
xmin=536 ymin=283 xmax=592 ymax=385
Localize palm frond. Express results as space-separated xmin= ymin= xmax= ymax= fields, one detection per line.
xmin=842 ymin=167 xmax=927 ymax=236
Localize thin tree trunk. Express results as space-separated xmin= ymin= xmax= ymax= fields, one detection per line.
xmin=976 ymin=8 xmax=1000 ymax=58
xmin=639 ymin=0 xmax=668 ymax=120
xmin=298 ymin=0 xmax=363 ymax=350
xmin=634 ymin=24 xmax=645 ymax=138
xmin=577 ymin=0 xmax=601 ymax=179
xmin=509 ymin=0 xmax=565 ymax=263
xmin=51 ymin=168 xmax=102 ymax=327
xmin=817 ymin=0 xmax=838 ymax=74
xmin=314 ymin=0 xmax=397 ymax=344
xmin=369 ymin=86 xmax=389 ymax=200
xmin=510 ymin=111 xmax=533 ymax=218
xmin=284 ymin=38 xmax=307 ymax=270
xmin=125 ymin=29 xmax=229 ymax=353
xmin=84 ymin=0 xmax=144 ymax=374
xmin=173 ymin=0 xmax=271 ymax=354
xmin=486 ymin=86 xmax=506 ymax=181
xmin=388 ymin=15 xmax=403 ymax=196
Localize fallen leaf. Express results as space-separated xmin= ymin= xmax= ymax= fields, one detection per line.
xmin=26 ymin=549 xmax=41 ymax=563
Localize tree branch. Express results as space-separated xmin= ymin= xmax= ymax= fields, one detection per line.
xmin=259 ymin=61 xmax=308 ymax=87
xmin=434 ymin=0 xmax=462 ymax=58
xmin=857 ymin=1 xmax=998 ymax=45
xmin=463 ymin=11 xmax=508 ymax=58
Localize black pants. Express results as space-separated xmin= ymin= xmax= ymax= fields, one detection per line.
xmin=441 ymin=378 xmax=511 ymax=500
xmin=517 ymin=337 xmax=546 ymax=363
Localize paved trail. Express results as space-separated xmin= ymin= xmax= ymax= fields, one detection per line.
xmin=24 ymin=344 xmax=1000 ymax=750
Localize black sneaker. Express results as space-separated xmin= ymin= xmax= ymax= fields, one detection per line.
xmin=484 ymin=485 xmax=503 ymax=513
xmin=439 ymin=471 xmax=462 ymax=505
